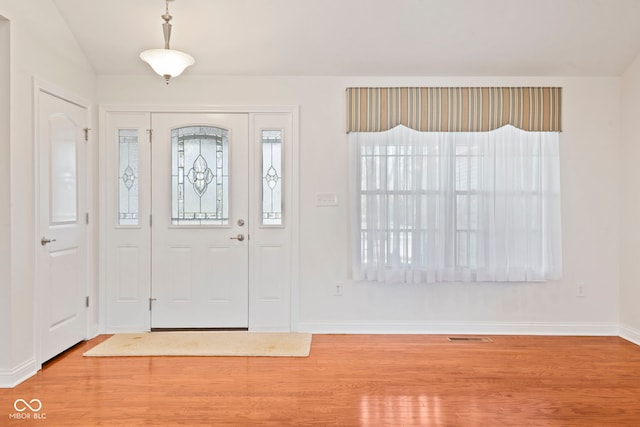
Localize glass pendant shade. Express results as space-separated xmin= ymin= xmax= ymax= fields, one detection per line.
xmin=140 ymin=0 xmax=195 ymax=84
xmin=140 ymin=48 xmax=195 ymax=80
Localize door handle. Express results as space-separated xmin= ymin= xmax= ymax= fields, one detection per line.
xmin=41 ymin=237 xmax=57 ymax=246
xmin=230 ymin=234 xmax=245 ymax=242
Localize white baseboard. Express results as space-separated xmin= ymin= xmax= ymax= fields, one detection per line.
xmin=249 ymin=326 xmax=292 ymax=332
xmin=104 ymin=327 xmax=150 ymax=334
xmin=619 ymin=324 xmax=640 ymax=346
xmin=298 ymin=321 xmax=619 ymax=336
xmin=0 ymin=358 xmax=38 ymax=389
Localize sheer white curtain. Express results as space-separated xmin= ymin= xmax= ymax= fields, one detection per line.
xmin=350 ymin=125 xmax=562 ymax=283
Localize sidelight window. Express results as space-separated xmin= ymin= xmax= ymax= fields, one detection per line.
xmin=261 ymin=130 xmax=282 ymax=225
xmin=118 ymin=129 xmax=139 ymax=225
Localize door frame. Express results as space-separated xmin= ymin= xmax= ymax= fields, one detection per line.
xmin=33 ymin=79 xmax=94 ymax=366
xmin=98 ymin=105 xmax=300 ymax=332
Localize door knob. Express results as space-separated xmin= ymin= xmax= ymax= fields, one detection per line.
xmin=230 ymin=234 xmax=245 ymax=242
xmin=41 ymin=237 xmax=57 ymax=246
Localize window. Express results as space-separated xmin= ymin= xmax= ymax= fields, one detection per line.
xmin=118 ymin=129 xmax=138 ymax=225
xmin=261 ymin=130 xmax=283 ymax=225
xmin=351 ymin=125 xmax=562 ymax=283
xmin=171 ymin=126 xmax=229 ymax=225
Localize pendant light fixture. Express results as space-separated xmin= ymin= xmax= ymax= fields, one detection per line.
xmin=140 ymin=0 xmax=195 ymax=84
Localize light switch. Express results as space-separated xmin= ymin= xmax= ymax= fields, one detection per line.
xmin=315 ymin=192 xmax=338 ymax=207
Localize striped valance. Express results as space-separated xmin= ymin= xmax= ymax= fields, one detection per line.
xmin=346 ymin=87 xmax=562 ymax=133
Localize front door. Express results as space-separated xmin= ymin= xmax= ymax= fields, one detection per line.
xmin=38 ymin=90 xmax=88 ymax=362
xmin=150 ymin=113 xmax=249 ymax=328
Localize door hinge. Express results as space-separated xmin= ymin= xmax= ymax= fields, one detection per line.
xmin=83 ymin=128 xmax=91 ymax=142
xmin=147 ymin=129 xmax=153 ymax=143
xmin=85 ymin=212 xmax=90 ymax=225
xmin=149 ymin=298 xmax=157 ymax=311
xmin=149 ymin=214 xmax=152 ymax=227
xmin=86 ymin=296 xmax=90 ymax=308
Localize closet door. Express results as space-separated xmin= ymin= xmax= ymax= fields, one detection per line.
xmin=38 ymin=90 xmax=88 ymax=361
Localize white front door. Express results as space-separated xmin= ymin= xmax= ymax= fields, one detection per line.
xmin=150 ymin=113 xmax=250 ymax=328
xmin=38 ymin=90 xmax=88 ymax=362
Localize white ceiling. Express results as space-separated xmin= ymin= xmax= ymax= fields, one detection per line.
xmin=52 ymin=0 xmax=640 ymax=77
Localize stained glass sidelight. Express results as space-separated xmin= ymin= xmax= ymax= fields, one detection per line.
xmin=118 ymin=129 xmax=139 ymax=225
xmin=262 ymin=130 xmax=282 ymax=225
xmin=172 ymin=126 xmax=229 ymax=225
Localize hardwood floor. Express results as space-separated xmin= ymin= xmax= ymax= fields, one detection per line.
xmin=2 ymin=334 xmax=640 ymax=426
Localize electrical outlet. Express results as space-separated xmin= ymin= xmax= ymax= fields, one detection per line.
xmin=334 ymin=282 xmax=343 ymax=296
xmin=576 ymin=283 xmax=585 ymax=298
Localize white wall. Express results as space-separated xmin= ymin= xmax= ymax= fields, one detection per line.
xmin=99 ymin=74 xmax=621 ymax=335
xmin=0 ymin=0 xmax=96 ymax=387
xmin=620 ymin=54 xmax=640 ymax=344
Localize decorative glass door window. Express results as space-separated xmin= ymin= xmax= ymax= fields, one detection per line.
xmin=171 ymin=126 xmax=229 ymax=225
xmin=118 ymin=129 xmax=139 ymax=225
xmin=261 ymin=130 xmax=282 ymax=225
